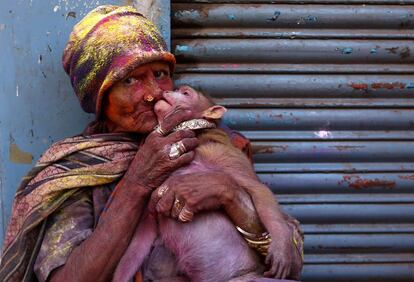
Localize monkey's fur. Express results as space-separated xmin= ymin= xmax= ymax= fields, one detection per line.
xmin=113 ymin=87 xmax=303 ymax=282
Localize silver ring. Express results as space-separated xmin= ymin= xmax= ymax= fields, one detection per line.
xmin=154 ymin=125 xmax=166 ymax=136
xmin=176 ymin=140 xmax=186 ymax=154
xmin=169 ymin=143 xmax=181 ymax=159
xmin=157 ymin=184 xmax=169 ymax=198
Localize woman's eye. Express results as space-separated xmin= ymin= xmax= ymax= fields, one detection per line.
xmin=124 ymin=77 xmax=137 ymax=85
xmin=154 ymin=70 xmax=169 ymax=79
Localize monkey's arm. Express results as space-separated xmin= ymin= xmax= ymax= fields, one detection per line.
xmin=233 ymin=173 xmax=303 ymax=279
xmin=221 ymin=180 xmax=267 ymax=234
xmin=234 ymin=174 xmax=289 ymax=235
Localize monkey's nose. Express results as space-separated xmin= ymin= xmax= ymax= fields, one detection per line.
xmin=162 ymin=91 xmax=172 ymax=99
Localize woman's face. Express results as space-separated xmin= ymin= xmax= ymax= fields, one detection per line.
xmin=103 ymin=61 xmax=173 ymax=133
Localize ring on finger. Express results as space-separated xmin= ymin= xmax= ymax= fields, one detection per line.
xmin=178 ymin=206 xmax=194 ymax=222
xmin=176 ymin=140 xmax=186 ymax=154
xmin=169 ymin=143 xmax=181 ymax=159
xmin=172 ymin=197 xmax=184 ymax=218
xmin=154 ymin=125 xmax=166 ymax=136
xmin=157 ymin=184 xmax=169 ymax=198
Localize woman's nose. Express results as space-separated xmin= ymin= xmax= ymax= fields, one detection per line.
xmin=143 ymin=76 xmax=163 ymax=102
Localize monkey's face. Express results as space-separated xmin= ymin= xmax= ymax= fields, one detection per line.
xmin=155 ymin=86 xmax=207 ymax=122
xmin=155 ymin=85 xmax=227 ymax=124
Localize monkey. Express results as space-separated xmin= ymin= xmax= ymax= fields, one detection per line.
xmin=113 ymin=86 xmax=303 ymax=282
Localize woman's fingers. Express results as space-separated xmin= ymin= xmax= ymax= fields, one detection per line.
xmin=281 ymin=264 xmax=291 ymax=279
xmin=169 ymin=137 xmax=198 ymax=155
xmin=264 ymin=257 xmax=278 ymax=277
xmin=172 ymin=151 xmax=195 ymax=167
xmin=159 ymin=108 xmax=193 ymax=134
xmin=148 ymin=184 xmax=169 ymax=214
xmin=156 ymin=187 xmax=176 ymax=217
xmin=275 ymin=261 xmax=286 ymax=279
xmin=166 ymin=130 xmax=195 ymax=143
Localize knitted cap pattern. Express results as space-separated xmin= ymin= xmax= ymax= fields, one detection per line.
xmin=62 ymin=5 xmax=176 ymax=118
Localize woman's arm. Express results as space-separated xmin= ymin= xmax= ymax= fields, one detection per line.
xmin=152 ymin=171 xmax=265 ymax=233
xmin=49 ymin=179 xmax=151 ymax=282
xmin=221 ymin=178 xmax=266 ymax=234
xmin=49 ymin=112 xmax=199 ymax=282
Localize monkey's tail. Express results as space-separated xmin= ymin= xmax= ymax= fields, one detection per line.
xmin=112 ymin=212 xmax=158 ymax=282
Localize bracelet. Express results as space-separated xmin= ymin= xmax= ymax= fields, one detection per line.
xmin=236 ymin=226 xmax=272 ymax=256
xmin=235 ymin=226 xmax=270 ymax=241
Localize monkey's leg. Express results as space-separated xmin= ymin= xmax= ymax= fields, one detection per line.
xmin=113 ymin=212 xmax=158 ymax=282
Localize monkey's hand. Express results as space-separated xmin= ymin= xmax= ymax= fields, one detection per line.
xmin=263 ymin=225 xmax=294 ymax=279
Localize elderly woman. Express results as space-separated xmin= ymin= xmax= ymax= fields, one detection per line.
xmin=0 ymin=5 xmax=303 ymax=282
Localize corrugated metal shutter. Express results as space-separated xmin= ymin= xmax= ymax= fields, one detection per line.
xmin=171 ymin=1 xmax=414 ymax=281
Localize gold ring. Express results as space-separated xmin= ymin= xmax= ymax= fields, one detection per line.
xmin=172 ymin=197 xmax=184 ymax=218
xmin=154 ymin=125 xmax=166 ymax=136
xmin=157 ymin=184 xmax=169 ymax=198
xmin=178 ymin=206 xmax=194 ymax=222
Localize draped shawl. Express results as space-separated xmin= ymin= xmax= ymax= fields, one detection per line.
xmin=0 ymin=133 xmax=139 ymax=281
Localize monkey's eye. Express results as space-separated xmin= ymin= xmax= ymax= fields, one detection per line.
xmin=182 ymin=90 xmax=190 ymax=96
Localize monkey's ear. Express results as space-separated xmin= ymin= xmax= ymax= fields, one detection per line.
xmin=202 ymin=105 xmax=227 ymax=120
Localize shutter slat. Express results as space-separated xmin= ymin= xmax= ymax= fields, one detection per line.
xmin=172 ymin=1 xmax=414 ymax=280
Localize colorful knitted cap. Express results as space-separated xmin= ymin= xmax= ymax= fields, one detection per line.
xmin=62 ymin=5 xmax=176 ymax=118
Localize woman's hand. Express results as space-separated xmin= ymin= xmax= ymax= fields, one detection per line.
xmin=265 ymin=219 xmax=304 ymax=280
xmin=123 ymin=109 xmax=199 ymax=191
xmin=263 ymin=223 xmax=293 ymax=279
xmin=149 ymin=171 xmax=236 ymax=219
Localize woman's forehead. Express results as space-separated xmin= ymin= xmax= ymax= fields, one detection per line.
xmin=128 ymin=61 xmax=170 ymax=76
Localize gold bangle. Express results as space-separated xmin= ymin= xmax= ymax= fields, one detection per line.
xmin=235 ymin=226 xmax=270 ymax=241
xmin=236 ymin=226 xmax=272 ymax=256
xmin=244 ymin=237 xmax=272 ymax=246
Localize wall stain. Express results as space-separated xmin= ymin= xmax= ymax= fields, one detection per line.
xmin=9 ymin=143 xmax=33 ymax=164
xmin=266 ymin=11 xmax=281 ymax=22
xmin=341 ymin=175 xmax=395 ymax=190
xmin=406 ymin=83 xmax=414 ymax=89
xmin=371 ymin=82 xmax=406 ymax=90
xmin=65 ymin=11 xmax=76 ymax=20
xmin=400 ymin=47 xmax=410 ymax=59
xmin=399 ymin=175 xmax=414 ymax=180
xmin=332 ymin=145 xmax=364 ymax=151
xmin=336 ymin=47 xmax=353 ymax=54
xmin=385 ymin=47 xmax=399 ymax=54
xmin=349 ymin=83 xmax=368 ymax=90
xmin=350 ymin=82 xmax=408 ymax=90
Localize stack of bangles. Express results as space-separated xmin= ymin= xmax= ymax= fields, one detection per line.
xmin=236 ymin=226 xmax=272 ymax=256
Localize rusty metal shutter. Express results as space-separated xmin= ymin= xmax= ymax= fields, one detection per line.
xmin=171 ymin=1 xmax=414 ymax=281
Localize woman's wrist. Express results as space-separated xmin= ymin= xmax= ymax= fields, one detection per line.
xmin=218 ymin=174 xmax=238 ymax=207
xmin=119 ymin=175 xmax=153 ymax=199
xmin=220 ymin=178 xmax=267 ymax=234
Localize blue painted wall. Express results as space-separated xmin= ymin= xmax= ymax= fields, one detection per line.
xmin=0 ymin=0 xmax=126 ymax=244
